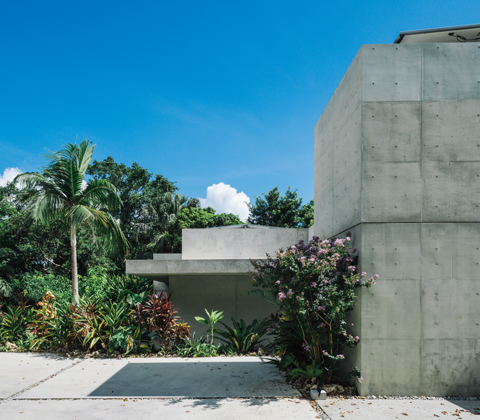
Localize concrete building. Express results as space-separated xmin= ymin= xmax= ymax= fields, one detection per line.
xmin=127 ymin=24 xmax=480 ymax=396
xmin=314 ymin=25 xmax=480 ymax=396
xmin=127 ymin=225 xmax=311 ymax=336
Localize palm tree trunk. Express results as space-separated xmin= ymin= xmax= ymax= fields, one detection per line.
xmin=71 ymin=227 xmax=79 ymax=302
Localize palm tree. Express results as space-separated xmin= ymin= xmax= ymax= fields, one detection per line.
xmin=134 ymin=192 xmax=198 ymax=254
xmin=14 ymin=138 xmax=128 ymax=302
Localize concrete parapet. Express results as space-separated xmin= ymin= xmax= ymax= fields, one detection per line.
xmin=182 ymin=225 xmax=308 ymax=260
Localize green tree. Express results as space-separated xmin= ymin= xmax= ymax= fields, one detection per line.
xmin=247 ymin=187 xmax=313 ymax=228
xmin=298 ymin=199 xmax=314 ymax=228
xmin=176 ymin=206 xmax=242 ymax=230
xmin=87 ymin=157 xmax=176 ymax=259
xmin=134 ymin=192 xmax=199 ymax=255
xmin=14 ymin=139 xmax=128 ymax=301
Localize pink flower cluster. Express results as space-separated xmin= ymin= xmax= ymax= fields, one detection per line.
xmin=368 ymin=274 xmax=379 ymax=285
xmin=302 ymin=343 xmax=310 ymax=353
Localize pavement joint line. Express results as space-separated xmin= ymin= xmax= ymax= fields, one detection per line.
xmin=0 ymin=358 xmax=85 ymax=406
xmin=294 ymin=386 xmax=331 ymax=420
xmin=310 ymin=400 xmax=332 ymax=420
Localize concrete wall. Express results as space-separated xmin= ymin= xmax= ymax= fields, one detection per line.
xmin=314 ymin=51 xmax=362 ymax=239
xmin=315 ymin=43 xmax=480 ymax=396
xmin=169 ymin=275 xmax=278 ymax=337
xmin=182 ymin=227 xmax=308 ymax=260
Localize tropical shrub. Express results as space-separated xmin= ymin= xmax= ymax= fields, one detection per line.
xmin=0 ymin=301 xmax=35 ymax=346
xmin=10 ymin=273 xmax=72 ymax=305
xmin=249 ymin=234 xmax=378 ymax=385
xmin=29 ymin=295 xmax=140 ymax=353
xmin=7 ymin=271 xmax=151 ymax=307
xmin=135 ymin=291 xmax=190 ymax=352
xmin=1 ymin=275 xmax=190 ymax=356
xmin=195 ymin=309 xmax=225 ymax=346
xmin=174 ymin=333 xmax=234 ymax=357
xmin=214 ymin=317 xmax=272 ymax=354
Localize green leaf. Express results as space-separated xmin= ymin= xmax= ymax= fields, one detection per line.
xmin=195 ymin=316 xmax=208 ymax=325
xmin=248 ymin=289 xmax=280 ymax=305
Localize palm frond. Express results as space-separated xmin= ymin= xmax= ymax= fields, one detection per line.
xmin=76 ymin=138 xmax=95 ymax=178
xmin=14 ymin=173 xmax=67 ymax=224
xmin=68 ymin=204 xmax=109 ymax=228
xmin=95 ymin=213 xmax=130 ymax=257
xmin=79 ymin=179 xmax=122 ymax=211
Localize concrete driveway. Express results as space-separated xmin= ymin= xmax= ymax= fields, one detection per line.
xmin=0 ymin=353 xmax=320 ymax=419
xmin=1 ymin=353 xmax=478 ymax=419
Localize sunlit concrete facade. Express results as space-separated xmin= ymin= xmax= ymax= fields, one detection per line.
xmin=314 ymin=42 xmax=480 ymax=396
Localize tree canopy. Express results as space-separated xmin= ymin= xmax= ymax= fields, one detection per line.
xmin=0 ymin=151 xmax=244 ymax=285
xmin=247 ymin=187 xmax=314 ymax=228
xmin=14 ymin=139 xmax=128 ymax=300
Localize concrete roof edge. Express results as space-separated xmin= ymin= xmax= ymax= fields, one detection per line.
xmin=126 ymin=258 xmax=264 ymax=277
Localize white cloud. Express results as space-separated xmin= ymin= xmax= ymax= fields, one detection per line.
xmin=0 ymin=167 xmax=23 ymax=187
xmin=200 ymin=182 xmax=250 ymax=222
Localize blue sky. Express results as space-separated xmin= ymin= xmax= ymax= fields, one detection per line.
xmin=1 ymin=1 xmax=478 ymax=219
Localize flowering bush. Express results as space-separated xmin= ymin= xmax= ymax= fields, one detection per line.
xmin=249 ymin=234 xmax=378 ymax=384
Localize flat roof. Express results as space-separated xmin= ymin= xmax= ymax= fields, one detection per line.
xmin=126 ymin=258 xmax=255 ymax=280
xmin=395 ymin=24 xmax=480 ymax=44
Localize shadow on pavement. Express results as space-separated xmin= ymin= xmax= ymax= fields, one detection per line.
xmin=87 ymin=360 xmax=297 ymax=400
xmin=162 ymin=396 xmax=289 ymax=410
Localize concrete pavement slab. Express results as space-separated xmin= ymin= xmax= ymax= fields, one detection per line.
xmin=0 ymin=353 xmax=77 ymax=399
xmin=320 ymin=397 xmax=480 ymax=419
xmin=19 ymin=356 xmax=300 ymax=399
xmin=0 ymin=398 xmax=319 ymax=419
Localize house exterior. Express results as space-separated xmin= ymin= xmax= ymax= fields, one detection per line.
xmin=127 ymin=24 xmax=480 ymax=396
xmin=127 ymin=224 xmax=313 ymax=337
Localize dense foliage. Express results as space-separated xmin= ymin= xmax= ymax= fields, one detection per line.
xmin=87 ymin=157 xmax=177 ymax=260
xmin=14 ymin=140 xmax=128 ymax=300
xmin=0 ymin=154 xmax=242 ymax=282
xmin=0 ymin=270 xmax=192 ymax=354
xmin=249 ymin=234 xmax=378 ymax=385
xmin=247 ymin=187 xmax=313 ymax=228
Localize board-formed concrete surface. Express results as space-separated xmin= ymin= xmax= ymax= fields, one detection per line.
xmin=0 ymin=353 xmax=78 ymax=399
xmin=19 ymin=356 xmax=300 ymax=399
xmin=182 ymin=226 xmax=309 ymax=260
xmin=314 ymin=42 xmax=480 ymax=396
xmin=169 ymin=275 xmax=279 ymax=337
xmin=320 ymin=398 xmax=480 ymax=419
